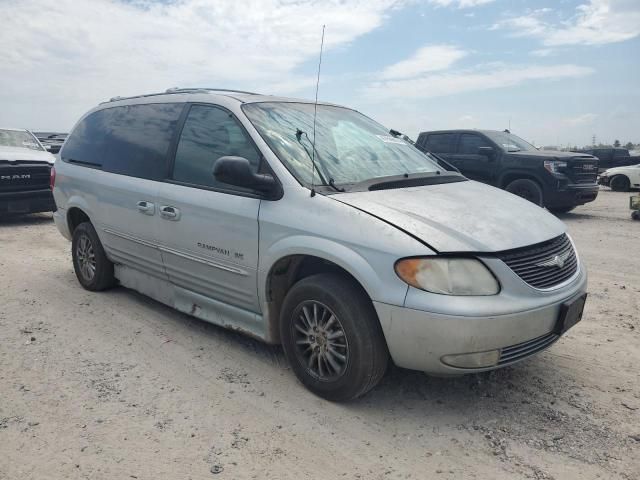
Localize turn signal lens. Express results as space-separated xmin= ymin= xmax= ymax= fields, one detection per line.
xmin=394 ymin=257 xmax=499 ymax=296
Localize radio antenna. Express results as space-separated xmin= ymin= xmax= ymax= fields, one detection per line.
xmin=310 ymin=24 xmax=325 ymax=197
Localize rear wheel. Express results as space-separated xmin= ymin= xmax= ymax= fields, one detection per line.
xmin=72 ymin=222 xmax=115 ymax=291
xmin=280 ymin=273 xmax=388 ymax=401
xmin=505 ymin=179 xmax=543 ymax=206
xmin=610 ymin=175 xmax=630 ymax=192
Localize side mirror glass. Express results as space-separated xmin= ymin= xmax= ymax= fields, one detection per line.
xmin=213 ymin=156 xmax=280 ymax=199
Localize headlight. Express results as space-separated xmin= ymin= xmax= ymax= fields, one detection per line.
xmin=544 ymin=160 xmax=567 ymax=173
xmin=394 ymin=257 xmax=499 ymax=296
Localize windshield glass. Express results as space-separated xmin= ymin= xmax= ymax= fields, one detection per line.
xmin=0 ymin=129 xmax=44 ymax=151
xmin=483 ymin=131 xmax=538 ymax=152
xmin=243 ymin=102 xmax=440 ymax=185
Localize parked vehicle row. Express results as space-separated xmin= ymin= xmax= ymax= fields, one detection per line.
xmin=575 ymin=147 xmax=640 ymax=171
xmin=0 ymin=128 xmax=56 ymax=215
xmin=50 ymin=88 xmax=588 ymax=401
xmin=34 ymin=132 xmax=68 ymax=154
xmin=415 ymin=129 xmax=600 ymax=213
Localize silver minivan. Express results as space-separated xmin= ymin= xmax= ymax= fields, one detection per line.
xmin=52 ymin=88 xmax=587 ymax=401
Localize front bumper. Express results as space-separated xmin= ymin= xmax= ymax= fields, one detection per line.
xmin=374 ymin=260 xmax=588 ymax=375
xmin=544 ymin=183 xmax=599 ymax=207
xmin=0 ymin=189 xmax=56 ymax=214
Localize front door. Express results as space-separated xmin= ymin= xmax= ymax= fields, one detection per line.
xmin=452 ymin=133 xmax=496 ymax=183
xmin=157 ymin=104 xmax=262 ymax=314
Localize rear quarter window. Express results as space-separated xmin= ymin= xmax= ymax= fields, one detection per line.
xmin=62 ymin=103 xmax=184 ymax=180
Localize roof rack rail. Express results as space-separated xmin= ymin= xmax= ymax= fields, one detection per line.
xmin=165 ymin=87 xmax=260 ymax=95
xmin=104 ymin=88 xmax=260 ymax=104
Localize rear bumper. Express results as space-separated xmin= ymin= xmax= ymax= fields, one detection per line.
xmin=0 ymin=189 xmax=56 ymax=214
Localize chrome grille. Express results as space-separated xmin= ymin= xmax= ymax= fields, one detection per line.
xmin=498 ymin=332 xmax=558 ymax=366
xmin=497 ymin=234 xmax=578 ymax=289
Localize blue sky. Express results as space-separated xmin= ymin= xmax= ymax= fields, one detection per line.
xmin=1 ymin=0 xmax=639 ymax=147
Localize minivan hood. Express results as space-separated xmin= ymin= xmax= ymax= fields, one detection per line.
xmin=335 ymin=180 xmax=565 ymax=253
xmin=0 ymin=146 xmax=54 ymax=164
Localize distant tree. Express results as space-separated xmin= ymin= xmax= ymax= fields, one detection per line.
xmin=613 ymin=139 xmax=621 ymax=147
xmin=624 ymin=142 xmax=634 ymax=150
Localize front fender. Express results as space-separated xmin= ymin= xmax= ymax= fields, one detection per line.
xmin=258 ymin=234 xmax=408 ymax=309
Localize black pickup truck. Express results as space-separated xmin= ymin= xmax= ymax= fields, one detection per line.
xmin=0 ymin=128 xmax=56 ymax=215
xmin=573 ymin=147 xmax=639 ymax=171
xmin=416 ymin=129 xmax=599 ymax=213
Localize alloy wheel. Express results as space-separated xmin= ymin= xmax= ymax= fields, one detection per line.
xmin=76 ymin=233 xmax=96 ymax=282
xmin=291 ymin=300 xmax=349 ymax=381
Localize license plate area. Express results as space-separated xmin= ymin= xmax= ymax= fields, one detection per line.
xmin=555 ymin=293 xmax=587 ymax=335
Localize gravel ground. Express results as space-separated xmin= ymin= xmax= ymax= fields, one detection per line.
xmin=0 ymin=189 xmax=638 ymax=479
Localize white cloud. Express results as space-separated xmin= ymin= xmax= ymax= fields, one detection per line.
xmin=380 ymin=45 xmax=467 ymax=79
xmin=429 ymin=0 xmax=495 ymax=8
xmin=0 ymin=0 xmax=407 ymax=129
xmin=530 ymin=48 xmax=556 ymax=57
xmin=364 ymin=64 xmax=593 ymax=100
xmin=493 ymin=0 xmax=640 ymax=46
xmin=563 ymin=113 xmax=598 ymax=126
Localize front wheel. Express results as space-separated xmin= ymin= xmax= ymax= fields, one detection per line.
xmin=610 ymin=175 xmax=630 ymax=192
xmin=505 ymin=179 xmax=543 ymax=206
xmin=280 ymin=273 xmax=389 ymax=401
xmin=549 ymin=205 xmax=576 ymax=214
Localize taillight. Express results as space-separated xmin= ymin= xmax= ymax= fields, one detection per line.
xmin=50 ymin=165 xmax=56 ymax=190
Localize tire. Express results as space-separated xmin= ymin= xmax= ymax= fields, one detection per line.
xmin=280 ymin=273 xmax=389 ymax=401
xmin=610 ymin=175 xmax=630 ymax=192
xmin=549 ymin=205 xmax=576 ymax=214
xmin=71 ymin=222 xmax=115 ymax=291
xmin=505 ymin=179 xmax=543 ymax=206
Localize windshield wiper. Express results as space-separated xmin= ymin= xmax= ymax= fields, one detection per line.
xmin=294 ymin=128 xmax=342 ymax=192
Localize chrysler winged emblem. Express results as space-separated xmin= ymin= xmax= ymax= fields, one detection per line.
xmin=536 ymin=250 xmax=571 ymax=268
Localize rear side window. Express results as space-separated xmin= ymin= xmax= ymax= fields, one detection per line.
xmin=61 ymin=110 xmax=109 ymax=166
xmin=62 ymin=103 xmax=184 ymax=179
xmin=459 ymin=133 xmax=490 ymax=154
xmin=172 ymin=105 xmax=260 ymax=191
xmin=425 ymin=133 xmax=456 ymax=153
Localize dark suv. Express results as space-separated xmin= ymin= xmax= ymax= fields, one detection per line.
xmin=416 ymin=129 xmax=599 ymax=213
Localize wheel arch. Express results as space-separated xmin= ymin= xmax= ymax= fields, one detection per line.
xmin=259 ymin=238 xmax=393 ymax=344
xmin=499 ymin=171 xmax=544 ymax=190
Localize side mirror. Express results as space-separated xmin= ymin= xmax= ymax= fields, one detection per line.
xmin=478 ymin=146 xmax=494 ymax=157
xmin=213 ymin=156 xmax=280 ymax=199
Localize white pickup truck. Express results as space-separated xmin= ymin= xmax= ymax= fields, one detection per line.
xmin=0 ymin=128 xmax=56 ymax=215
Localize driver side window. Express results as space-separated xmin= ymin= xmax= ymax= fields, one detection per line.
xmin=172 ymin=105 xmax=260 ymax=190
xmin=459 ymin=133 xmax=490 ymax=155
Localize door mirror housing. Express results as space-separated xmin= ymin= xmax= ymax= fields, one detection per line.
xmin=213 ymin=156 xmax=281 ymax=199
xmin=478 ymin=146 xmax=494 ymax=157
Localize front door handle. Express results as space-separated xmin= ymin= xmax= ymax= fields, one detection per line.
xmin=160 ymin=205 xmax=181 ymax=221
xmin=137 ymin=201 xmax=155 ymax=215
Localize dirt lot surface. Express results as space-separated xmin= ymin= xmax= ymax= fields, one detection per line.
xmin=1 ymin=190 xmax=638 ymax=480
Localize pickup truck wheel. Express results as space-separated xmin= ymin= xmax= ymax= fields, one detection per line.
xmin=549 ymin=205 xmax=575 ymax=214
xmin=280 ymin=273 xmax=389 ymax=402
xmin=505 ymin=179 xmax=543 ymax=206
xmin=609 ymin=175 xmax=630 ymax=192
xmin=72 ymin=222 xmax=115 ymax=291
